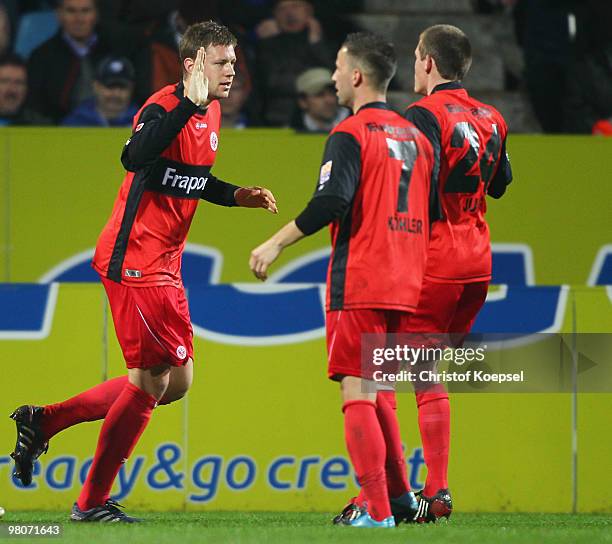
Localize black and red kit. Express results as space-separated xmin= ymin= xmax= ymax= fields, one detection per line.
xmin=405 ymin=82 xmax=513 ymax=284
xmin=296 ymin=102 xmax=437 ymax=312
xmin=93 ymin=82 xmax=238 ymax=287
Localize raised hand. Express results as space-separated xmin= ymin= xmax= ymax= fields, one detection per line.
xmin=186 ymin=47 xmax=209 ymax=106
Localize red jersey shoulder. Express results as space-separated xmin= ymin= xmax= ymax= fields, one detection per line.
xmin=330 ymin=113 xmax=365 ymax=141
xmin=206 ymin=99 xmax=221 ymax=126
xmin=132 ymin=84 xmax=181 ymax=130
xmin=412 ymin=90 xmax=508 ymax=134
xmin=465 ymin=95 xmax=508 ymax=133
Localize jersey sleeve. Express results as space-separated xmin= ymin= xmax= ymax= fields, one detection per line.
xmin=294 ymin=131 xmax=361 ymax=235
xmin=487 ymin=136 xmax=513 ymax=199
xmin=199 ymin=174 xmax=240 ymax=206
xmin=120 ymin=97 xmax=199 ymax=172
xmin=405 ymin=105 xmax=441 ymax=185
xmin=406 ymin=106 xmax=443 ymax=222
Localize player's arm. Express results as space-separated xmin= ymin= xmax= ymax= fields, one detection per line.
xmin=249 ymin=131 xmax=361 ymax=280
xmin=405 ymin=106 xmax=443 ymax=222
xmin=122 ymin=47 xmax=209 ymax=171
xmin=201 ymin=175 xmax=278 ymax=212
xmin=486 ymin=136 xmax=513 ymax=199
xmin=120 ymin=99 xmax=199 ymax=172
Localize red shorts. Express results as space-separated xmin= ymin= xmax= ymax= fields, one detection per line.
xmin=101 ymin=276 xmax=194 ymax=369
xmin=326 ymin=309 xmax=413 ymax=381
xmin=405 ymin=279 xmax=489 ymax=337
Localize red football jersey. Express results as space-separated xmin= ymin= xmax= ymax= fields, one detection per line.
xmin=303 ymin=103 xmax=435 ymax=312
xmin=93 ymin=83 xmax=223 ymax=287
xmin=406 ymin=82 xmax=512 ymax=283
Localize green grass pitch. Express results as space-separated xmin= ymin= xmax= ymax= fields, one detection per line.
xmin=1 ymin=511 xmax=611 ymax=544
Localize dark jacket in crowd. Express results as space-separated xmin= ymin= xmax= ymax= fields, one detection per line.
xmin=27 ymin=27 xmax=132 ymax=123
xmin=62 ymin=97 xmax=139 ymax=127
xmin=255 ymin=30 xmax=335 ymax=126
xmin=0 ymin=106 xmax=51 ymax=126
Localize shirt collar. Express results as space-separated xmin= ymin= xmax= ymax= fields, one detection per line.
xmin=356 ymin=101 xmax=392 ymax=114
xmin=62 ymin=31 xmax=97 ymax=58
xmin=431 ymin=81 xmax=464 ymax=94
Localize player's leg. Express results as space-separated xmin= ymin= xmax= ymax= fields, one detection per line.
xmin=411 ymin=280 xmax=487 ymax=522
xmin=341 ymin=376 xmax=394 ymax=526
xmin=405 ymin=280 xmax=460 ymax=521
xmin=9 ymin=376 xmax=129 ymax=487
xmin=72 ymin=364 xmax=168 ymax=522
xmin=161 ymin=358 xmax=193 ymax=404
xmin=375 ymin=388 xmax=419 ymax=523
xmin=9 ymin=289 xmax=194 ymax=487
xmin=328 ymin=309 xmax=394 ymax=528
xmin=417 ymin=280 xmax=486 ymax=498
xmin=70 ymin=279 xmax=194 ymax=522
xmin=40 ymin=358 xmax=191 ymax=438
xmin=339 ymin=388 xmax=413 ymax=518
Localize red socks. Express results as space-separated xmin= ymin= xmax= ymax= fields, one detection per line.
xmin=343 ymin=400 xmax=391 ymax=522
xmin=352 ymin=391 xmax=410 ymax=507
xmin=41 ymin=375 xmax=179 ymax=440
xmin=41 ymin=376 xmax=129 ymax=440
xmin=77 ymin=382 xmax=157 ymax=510
xmin=376 ymin=390 xmax=410 ymax=498
xmin=415 ymin=385 xmax=450 ymax=496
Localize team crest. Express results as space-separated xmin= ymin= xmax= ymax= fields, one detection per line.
xmin=318 ymin=160 xmax=332 ymax=190
xmin=135 ymin=122 xmax=144 ymax=132
xmin=176 ymin=345 xmax=187 ymax=359
xmin=210 ymin=132 xmax=218 ymax=151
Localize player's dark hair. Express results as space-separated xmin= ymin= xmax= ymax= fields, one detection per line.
xmin=179 ymin=21 xmax=237 ymax=65
xmin=0 ymin=53 xmax=26 ymax=71
xmin=342 ymin=32 xmax=397 ymax=92
xmin=418 ymin=24 xmax=472 ymax=80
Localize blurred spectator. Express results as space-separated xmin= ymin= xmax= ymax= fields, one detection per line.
xmin=27 ymin=0 xmax=132 ymax=123
xmin=476 ymin=0 xmax=518 ymax=13
xmin=252 ymin=0 xmax=360 ymax=46
xmin=221 ymin=74 xmax=251 ymax=129
xmin=0 ymin=53 xmax=50 ymax=125
xmin=102 ymin=1 xmax=182 ymax=104
xmin=0 ymin=3 xmax=11 ymax=57
xmin=563 ymin=0 xmax=612 ymax=134
xmin=255 ymin=0 xmax=335 ymax=126
xmin=62 ymin=56 xmax=138 ymax=127
xmin=515 ymin=0 xmax=577 ymax=133
xmin=290 ymin=67 xmax=348 ymax=133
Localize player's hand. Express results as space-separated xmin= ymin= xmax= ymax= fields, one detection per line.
xmin=250 ymin=238 xmax=283 ymax=281
xmin=186 ymin=47 xmax=208 ymax=106
xmin=235 ymin=186 xmax=278 ymax=213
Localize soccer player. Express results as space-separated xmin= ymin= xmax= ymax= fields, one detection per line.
xmin=335 ymin=24 xmax=513 ymax=524
xmin=9 ymin=21 xmax=277 ymax=522
xmin=250 ymin=32 xmax=436 ymax=528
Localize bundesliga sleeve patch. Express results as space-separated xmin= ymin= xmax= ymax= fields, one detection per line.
xmin=318 ymin=160 xmax=333 ymax=191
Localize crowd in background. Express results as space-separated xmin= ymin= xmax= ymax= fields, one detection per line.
xmin=0 ymin=0 xmax=610 ymax=134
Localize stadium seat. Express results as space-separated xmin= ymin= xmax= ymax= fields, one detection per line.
xmin=14 ymin=10 xmax=59 ymax=60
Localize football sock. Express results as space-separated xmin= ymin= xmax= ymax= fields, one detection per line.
xmin=77 ymin=382 xmax=157 ymax=510
xmin=41 ymin=376 xmax=129 ymax=440
xmin=376 ymin=390 xmax=411 ymax=498
xmin=343 ymin=400 xmax=391 ymax=522
xmin=415 ymin=385 xmax=450 ymax=496
xmin=42 ymin=375 xmax=179 ymax=440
